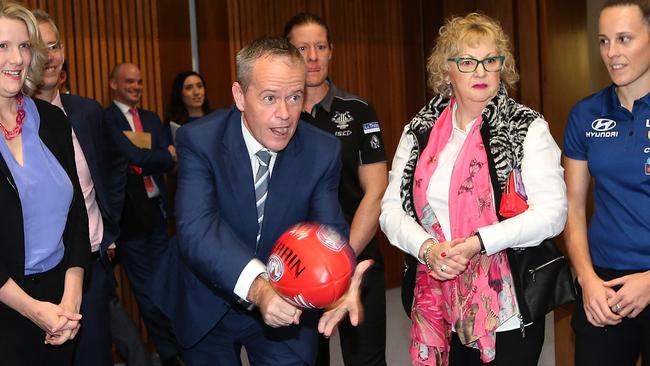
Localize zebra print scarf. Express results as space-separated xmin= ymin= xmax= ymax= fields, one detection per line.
xmin=399 ymin=84 xmax=542 ymax=219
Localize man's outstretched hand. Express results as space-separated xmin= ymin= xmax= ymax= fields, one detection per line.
xmin=318 ymin=259 xmax=374 ymax=337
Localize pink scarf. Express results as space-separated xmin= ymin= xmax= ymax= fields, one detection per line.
xmin=409 ymin=100 xmax=517 ymax=365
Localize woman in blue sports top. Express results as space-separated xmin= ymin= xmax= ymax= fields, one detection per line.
xmin=563 ymin=1 xmax=650 ymax=365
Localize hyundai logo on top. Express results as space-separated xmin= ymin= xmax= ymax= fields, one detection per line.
xmin=587 ymin=118 xmax=618 ymax=138
xmin=591 ymin=118 xmax=616 ymax=131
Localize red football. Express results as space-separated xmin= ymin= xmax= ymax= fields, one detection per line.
xmin=266 ymin=222 xmax=356 ymax=309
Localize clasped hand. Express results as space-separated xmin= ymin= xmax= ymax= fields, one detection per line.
xmin=603 ymin=271 xmax=650 ymax=319
xmin=580 ymin=270 xmax=650 ymax=327
xmin=425 ymin=236 xmax=482 ymax=281
xmin=28 ymin=300 xmax=82 ymax=345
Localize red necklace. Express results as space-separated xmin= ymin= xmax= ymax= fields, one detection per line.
xmin=0 ymin=94 xmax=25 ymax=140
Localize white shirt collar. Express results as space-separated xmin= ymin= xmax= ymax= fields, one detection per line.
xmin=113 ymin=100 xmax=134 ymax=115
xmin=240 ymin=116 xmax=277 ymax=161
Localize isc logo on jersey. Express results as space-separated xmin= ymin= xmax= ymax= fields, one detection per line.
xmin=586 ymin=118 xmax=618 ymax=138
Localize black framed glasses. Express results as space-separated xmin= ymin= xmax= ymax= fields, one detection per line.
xmin=447 ymin=55 xmax=505 ymax=73
xmin=46 ymin=41 xmax=62 ymax=53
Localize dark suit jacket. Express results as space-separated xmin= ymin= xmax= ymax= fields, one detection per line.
xmin=0 ymin=97 xmax=90 ymax=289
xmin=102 ymin=103 xmax=174 ymax=234
xmin=152 ymin=107 xmax=348 ymax=363
xmin=61 ymin=94 xmax=119 ymax=255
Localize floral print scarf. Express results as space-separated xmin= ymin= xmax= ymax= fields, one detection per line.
xmin=410 ymin=100 xmax=518 ymax=365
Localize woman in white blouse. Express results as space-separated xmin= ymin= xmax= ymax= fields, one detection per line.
xmin=380 ymin=13 xmax=566 ymax=366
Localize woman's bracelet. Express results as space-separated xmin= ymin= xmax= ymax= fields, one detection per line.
xmin=422 ymin=238 xmax=438 ymax=272
xmin=477 ymin=232 xmax=486 ymax=255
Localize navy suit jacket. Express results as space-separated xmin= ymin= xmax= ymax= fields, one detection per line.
xmin=61 ymin=94 xmax=119 ymax=255
xmin=153 ymin=107 xmax=348 ymax=363
xmin=102 ymin=103 xmax=174 ymax=223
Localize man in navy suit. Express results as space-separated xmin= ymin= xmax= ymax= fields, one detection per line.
xmin=103 ymin=62 xmax=181 ymax=365
xmin=154 ymin=36 xmax=370 ymax=366
xmin=33 ymin=10 xmax=120 ymax=366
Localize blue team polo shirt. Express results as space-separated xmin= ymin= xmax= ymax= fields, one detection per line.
xmin=564 ymin=85 xmax=650 ymax=270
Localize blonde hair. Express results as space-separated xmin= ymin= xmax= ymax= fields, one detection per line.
xmin=0 ymin=1 xmax=47 ymax=96
xmin=427 ymin=13 xmax=518 ymax=96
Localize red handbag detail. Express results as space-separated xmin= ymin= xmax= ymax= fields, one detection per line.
xmin=499 ymin=169 xmax=528 ymax=218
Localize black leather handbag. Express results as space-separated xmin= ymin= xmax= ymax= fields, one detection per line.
xmin=400 ymin=239 xmax=576 ymax=323
xmin=506 ymin=238 xmax=576 ymax=323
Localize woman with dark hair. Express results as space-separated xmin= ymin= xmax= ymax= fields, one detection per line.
xmin=0 ymin=2 xmax=89 ymax=364
xmin=563 ymin=1 xmax=650 ymax=365
xmin=166 ymin=70 xmax=210 ymax=134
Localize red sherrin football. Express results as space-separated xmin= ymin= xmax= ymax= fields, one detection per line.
xmin=266 ymin=222 xmax=356 ymax=309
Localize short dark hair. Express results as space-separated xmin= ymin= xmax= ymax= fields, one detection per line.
xmin=602 ymin=0 xmax=650 ymax=23
xmin=236 ymin=36 xmax=305 ymax=91
xmin=32 ymin=8 xmax=60 ymax=41
xmin=166 ymin=70 xmax=211 ymax=125
xmin=283 ymin=12 xmax=331 ymax=44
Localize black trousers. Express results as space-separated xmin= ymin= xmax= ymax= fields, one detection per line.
xmin=118 ymin=196 xmax=179 ymax=360
xmin=448 ymin=319 xmax=545 ymax=366
xmin=109 ymin=292 xmax=154 ymax=366
xmin=73 ymin=254 xmax=113 ymax=366
xmin=315 ymin=262 xmax=387 ymax=366
xmin=0 ymin=261 xmax=76 ymax=366
xmin=573 ymin=267 xmax=650 ymax=366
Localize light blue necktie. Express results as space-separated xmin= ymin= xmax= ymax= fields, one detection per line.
xmin=254 ymin=150 xmax=271 ymax=244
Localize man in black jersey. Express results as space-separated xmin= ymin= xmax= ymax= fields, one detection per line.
xmin=285 ymin=12 xmax=389 ymax=366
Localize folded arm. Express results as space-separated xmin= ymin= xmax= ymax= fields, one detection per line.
xmin=103 ymin=113 xmax=174 ymax=174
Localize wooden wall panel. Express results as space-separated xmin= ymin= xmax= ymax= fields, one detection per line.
xmin=539 ymin=0 xmax=589 ymax=139
xmin=156 ymin=0 xmax=192 ymax=118
xmin=24 ymin=0 xmax=164 ymax=118
xmin=516 ymin=0 xmax=543 ymax=111
xmin=539 ymin=2 xmax=589 ymax=365
xmin=195 ymin=0 xmax=235 ymax=108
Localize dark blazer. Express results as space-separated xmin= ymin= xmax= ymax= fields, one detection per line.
xmin=102 ymin=102 xmax=174 ymax=231
xmin=61 ymin=94 xmax=119 ymax=255
xmin=152 ymin=107 xmax=348 ymax=363
xmin=0 ymin=97 xmax=90 ymax=289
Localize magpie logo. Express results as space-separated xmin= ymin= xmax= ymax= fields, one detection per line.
xmin=587 ymin=118 xmax=618 ymax=138
xmin=591 ymin=118 xmax=616 ymax=131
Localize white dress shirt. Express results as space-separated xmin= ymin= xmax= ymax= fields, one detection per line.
xmin=233 ymin=118 xmax=278 ymax=302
